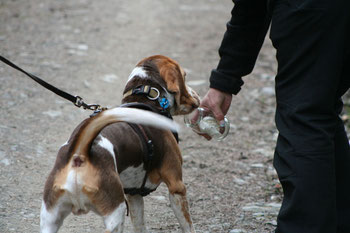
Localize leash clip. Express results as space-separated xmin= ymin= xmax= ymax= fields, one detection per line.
xmin=85 ymin=104 xmax=101 ymax=111
xmin=75 ymin=95 xmax=107 ymax=112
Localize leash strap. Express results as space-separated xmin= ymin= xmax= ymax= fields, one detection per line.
xmin=0 ymin=55 xmax=105 ymax=111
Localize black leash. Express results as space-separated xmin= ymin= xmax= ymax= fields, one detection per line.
xmin=0 ymin=55 xmax=106 ymax=112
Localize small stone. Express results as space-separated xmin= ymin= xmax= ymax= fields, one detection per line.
xmin=101 ymin=74 xmax=119 ymax=83
xmin=187 ymin=80 xmax=206 ymax=86
xmin=83 ymin=80 xmax=91 ymax=88
xmin=42 ymin=110 xmax=62 ymax=118
xmin=77 ymin=44 xmax=88 ymax=51
xmin=249 ymin=89 xmax=260 ymax=99
xmin=252 ymin=148 xmax=272 ymax=157
xmin=233 ymin=177 xmax=247 ymax=185
xmin=1 ymin=158 xmax=10 ymax=166
xmin=341 ymin=115 xmax=349 ymax=122
xmin=240 ymin=117 xmax=249 ymax=122
xmin=270 ymin=195 xmax=279 ymax=201
xmin=261 ymin=87 xmax=275 ymax=96
xmin=267 ymin=220 xmax=278 ymax=226
xmin=242 ymin=202 xmax=281 ymax=214
xmin=229 ymin=124 xmax=237 ymax=130
xmin=260 ymin=73 xmax=274 ymax=80
xmin=229 ymin=229 xmax=245 ymax=233
xmin=251 ymin=163 xmax=265 ymax=168
xmin=150 ymin=196 xmax=166 ymax=201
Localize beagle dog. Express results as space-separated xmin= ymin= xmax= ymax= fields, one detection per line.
xmin=40 ymin=55 xmax=200 ymax=233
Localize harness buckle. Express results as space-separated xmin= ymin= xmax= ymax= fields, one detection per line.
xmin=132 ymin=85 xmax=150 ymax=95
xmin=147 ymin=87 xmax=160 ymax=100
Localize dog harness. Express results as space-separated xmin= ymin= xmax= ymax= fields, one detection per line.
xmin=120 ymin=103 xmax=178 ymax=196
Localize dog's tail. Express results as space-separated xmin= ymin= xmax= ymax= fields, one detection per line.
xmin=71 ymin=108 xmax=180 ymax=164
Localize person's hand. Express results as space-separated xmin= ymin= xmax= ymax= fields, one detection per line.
xmin=192 ymin=88 xmax=232 ymax=140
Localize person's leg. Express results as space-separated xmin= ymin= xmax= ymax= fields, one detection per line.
xmin=335 ymin=50 xmax=350 ymax=233
xmin=334 ymin=119 xmax=350 ymax=233
xmin=270 ymin=0 xmax=350 ymax=232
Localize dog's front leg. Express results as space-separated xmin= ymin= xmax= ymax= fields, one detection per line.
xmin=126 ymin=194 xmax=147 ymax=233
xmin=168 ymin=184 xmax=195 ymax=233
xmin=162 ymin=173 xmax=195 ymax=232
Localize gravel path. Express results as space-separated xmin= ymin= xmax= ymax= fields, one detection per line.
xmin=0 ymin=0 xmax=280 ymax=232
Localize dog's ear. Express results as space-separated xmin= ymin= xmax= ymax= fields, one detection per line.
xmin=159 ymin=63 xmax=182 ymax=107
xmin=159 ymin=62 xmax=199 ymax=115
xmin=159 ymin=64 xmax=180 ymax=93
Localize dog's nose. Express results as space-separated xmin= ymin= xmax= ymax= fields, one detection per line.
xmin=192 ymin=99 xmax=200 ymax=108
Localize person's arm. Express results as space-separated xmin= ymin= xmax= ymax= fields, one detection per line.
xmin=195 ymin=1 xmax=271 ymax=140
xmin=210 ymin=0 xmax=271 ymax=95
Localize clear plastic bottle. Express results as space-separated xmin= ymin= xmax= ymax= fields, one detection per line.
xmin=184 ymin=108 xmax=230 ymax=141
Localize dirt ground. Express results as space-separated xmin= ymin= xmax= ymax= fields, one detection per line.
xmin=0 ymin=0 xmax=281 ymax=232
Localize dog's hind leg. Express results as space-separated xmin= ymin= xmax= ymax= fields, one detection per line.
xmin=126 ymin=194 xmax=147 ymax=233
xmin=103 ymin=201 xmax=127 ymax=233
xmin=40 ymin=199 xmax=71 ymax=233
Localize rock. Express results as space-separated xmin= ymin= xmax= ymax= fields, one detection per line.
xmin=83 ymin=80 xmax=91 ymax=88
xmin=242 ymin=202 xmax=281 ymax=215
xmin=267 ymin=220 xmax=278 ymax=226
xmin=234 ymin=177 xmax=247 ymax=185
xmin=240 ymin=117 xmax=249 ymax=122
xmin=42 ymin=110 xmax=62 ymax=118
xmin=261 ymin=87 xmax=275 ymax=97
xmin=229 ymin=123 xmax=237 ymax=130
xmin=270 ymin=195 xmax=279 ymax=201
xmin=249 ymin=89 xmax=260 ymax=99
xmin=229 ymin=229 xmax=246 ymax=233
xmin=252 ymin=148 xmax=272 ymax=157
xmin=260 ymin=73 xmax=274 ymax=80
xmin=1 ymin=158 xmax=10 ymax=166
xmin=251 ymin=163 xmax=265 ymax=168
xmin=101 ymin=74 xmax=119 ymax=83
xmin=187 ymin=80 xmax=206 ymax=86
xmin=341 ymin=114 xmax=349 ymax=122
xmin=150 ymin=196 xmax=166 ymax=202
xmin=266 ymin=167 xmax=278 ymax=179
xmin=76 ymin=44 xmax=88 ymax=51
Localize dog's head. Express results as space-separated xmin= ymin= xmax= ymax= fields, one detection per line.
xmin=123 ymin=55 xmax=200 ymax=115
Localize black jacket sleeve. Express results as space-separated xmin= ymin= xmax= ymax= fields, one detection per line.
xmin=210 ymin=0 xmax=271 ymax=94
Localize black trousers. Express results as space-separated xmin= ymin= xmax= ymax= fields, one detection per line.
xmin=270 ymin=0 xmax=350 ymax=232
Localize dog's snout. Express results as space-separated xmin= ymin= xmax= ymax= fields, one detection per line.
xmin=192 ymin=100 xmax=200 ymax=109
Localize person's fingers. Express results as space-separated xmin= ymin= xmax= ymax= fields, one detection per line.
xmin=190 ymin=88 xmax=232 ymax=140
xmin=198 ymin=132 xmax=212 ymax=141
xmin=211 ymin=105 xmax=225 ymax=122
xmin=202 ymin=88 xmax=230 ymax=122
xmin=191 ymin=109 xmax=200 ymax=124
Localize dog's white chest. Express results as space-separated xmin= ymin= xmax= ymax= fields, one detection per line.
xmin=119 ymin=164 xmax=158 ymax=190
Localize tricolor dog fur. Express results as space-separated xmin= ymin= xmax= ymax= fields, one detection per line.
xmin=40 ymin=55 xmax=200 ymax=233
